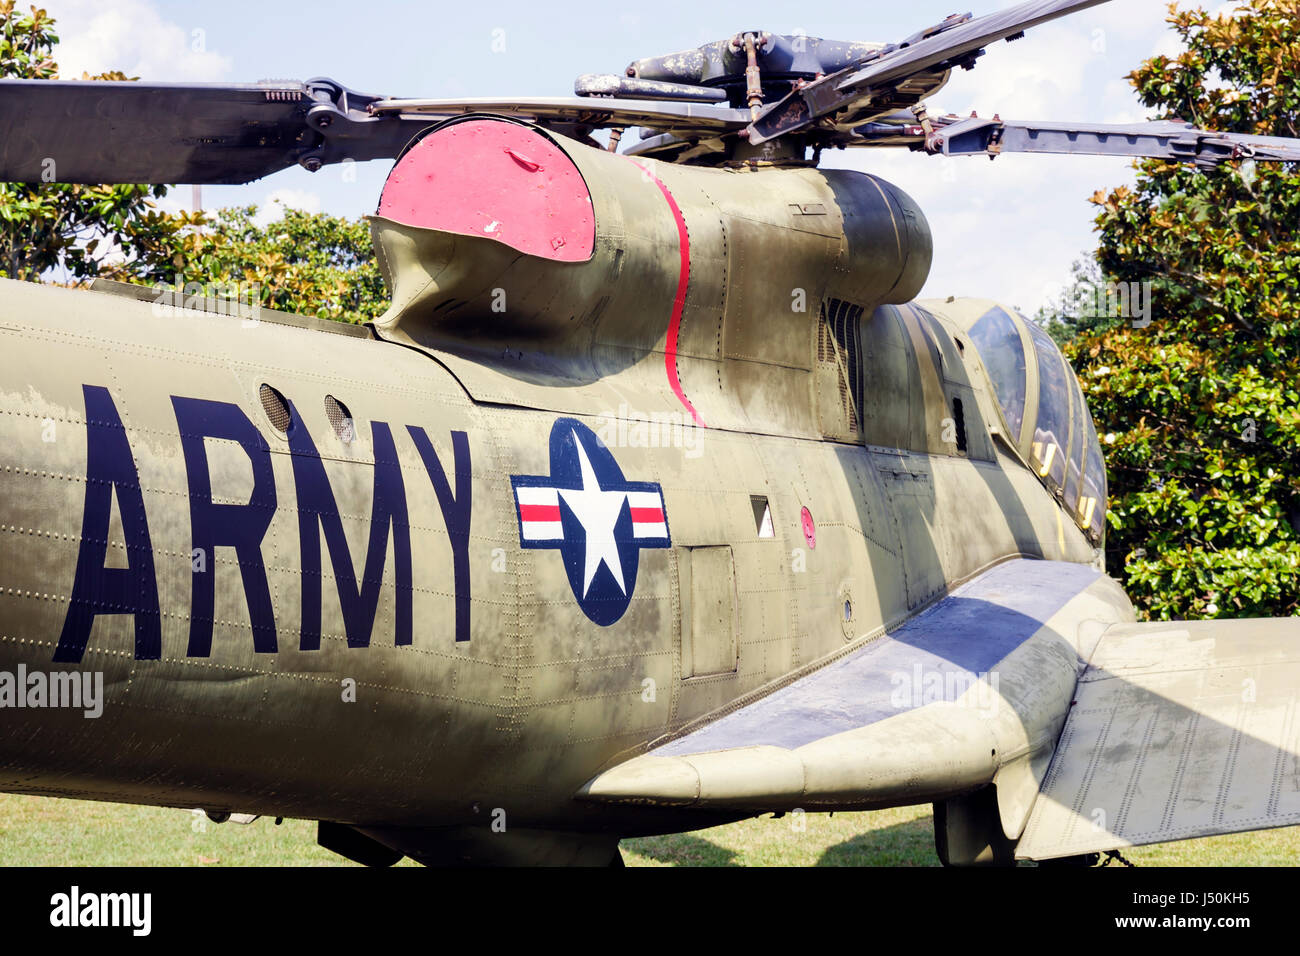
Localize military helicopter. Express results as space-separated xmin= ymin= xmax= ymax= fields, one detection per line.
xmin=1 ymin=0 xmax=1298 ymax=867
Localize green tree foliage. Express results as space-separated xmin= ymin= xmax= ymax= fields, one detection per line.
xmin=0 ymin=2 xmax=171 ymax=281
xmin=107 ymin=205 xmax=388 ymax=325
xmin=1 ymin=3 xmax=387 ymax=322
xmin=1062 ymin=0 xmax=1300 ymax=619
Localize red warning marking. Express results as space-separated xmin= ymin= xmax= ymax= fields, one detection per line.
xmin=626 ymin=158 xmax=707 ymax=429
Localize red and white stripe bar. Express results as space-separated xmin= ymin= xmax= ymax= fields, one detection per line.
xmin=627 ymin=490 xmax=667 ymax=539
xmin=517 ymin=486 xmax=667 ymax=542
xmin=516 ymin=486 xmax=563 ymax=541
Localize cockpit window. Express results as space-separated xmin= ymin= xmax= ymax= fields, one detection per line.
xmin=1063 ymin=365 xmax=1086 ymax=514
xmin=1027 ymin=323 xmax=1069 ymax=494
xmin=935 ymin=299 xmax=1108 ymax=543
xmin=967 ymin=307 xmax=1027 ymax=442
xmin=1079 ymin=413 xmax=1107 ymax=541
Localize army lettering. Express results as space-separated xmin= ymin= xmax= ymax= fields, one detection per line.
xmin=55 ymin=385 xmax=471 ymax=662
xmin=407 ymin=427 xmax=472 ymax=642
xmin=288 ymin=403 xmax=412 ymax=650
xmin=172 ymin=396 xmax=278 ymax=656
xmin=53 ymin=386 xmax=162 ymax=662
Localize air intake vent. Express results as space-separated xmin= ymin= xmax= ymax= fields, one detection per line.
xmin=324 ymin=395 xmax=356 ymax=443
xmin=259 ymin=384 xmax=292 ymax=434
xmin=818 ymin=298 xmax=865 ymax=432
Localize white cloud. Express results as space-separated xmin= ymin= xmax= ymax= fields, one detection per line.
xmin=43 ymin=0 xmax=232 ymax=81
xmin=934 ymin=23 xmax=1094 ymax=118
xmin=252 ymin=189 xmax=323 ymax=229
xmin=824 ymin=2 xmax=1183 ymax=315
xmin=151 ymin=192 xmax=193 ymax=216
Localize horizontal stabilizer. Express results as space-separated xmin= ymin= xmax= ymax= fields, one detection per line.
xmin=1017 ymin=618 xmax=1300 ymax=860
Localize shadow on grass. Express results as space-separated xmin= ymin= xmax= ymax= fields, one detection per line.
xmin=620 ymin=833 xmax=741 ymax=867
xmin=817 ymin=816 xmax=938 ymax=867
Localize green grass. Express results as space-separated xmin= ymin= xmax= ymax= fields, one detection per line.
xmin=623 ymin=805 xmax=938 ymax=866
xmin=2 ymin=793 xmax=1297 ymax=865
xmin=0 ymin=793 xmax=368 ymax=866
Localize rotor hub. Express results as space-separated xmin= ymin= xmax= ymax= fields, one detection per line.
xmin=623 ymin=34 xmax=887 ymax=110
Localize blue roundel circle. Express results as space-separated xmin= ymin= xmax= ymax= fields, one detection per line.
xmin=510 ymin=418 xmax=671 ymax=626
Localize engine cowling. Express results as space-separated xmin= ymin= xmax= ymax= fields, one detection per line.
xmin=369 ymin=116 xmax=932 ymax=436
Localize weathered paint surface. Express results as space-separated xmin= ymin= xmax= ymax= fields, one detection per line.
xmin=0 ymin=270 xmax=1094 ymax=835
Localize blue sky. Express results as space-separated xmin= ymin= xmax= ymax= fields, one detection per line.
xmin=41 ymin=0 xmax=1207 ymax=312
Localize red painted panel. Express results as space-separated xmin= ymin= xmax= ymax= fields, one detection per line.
xmin=377 ymin=120 xmax=595 ymax=262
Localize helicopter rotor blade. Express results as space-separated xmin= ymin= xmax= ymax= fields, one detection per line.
xmin=366 ymin=96 xmax=749 ymax=137
xmin=853 ymin=114 xmax=1300 ymax=169
xmin=747 ymin=0 xmax=1115 ymax=145
xmin=0 ymin=77 xmax=751 ymax=185
xmin=0 ymin=77 xmax=435 ymax=185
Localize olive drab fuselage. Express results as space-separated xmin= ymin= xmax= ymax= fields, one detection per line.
xmin=0 ymin=119 xmax=1108 ymax=845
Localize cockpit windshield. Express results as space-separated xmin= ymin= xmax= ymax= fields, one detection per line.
xmin=1079 ymin=413 xmax=1107 ymax=541
xmin=1027 ymin=322 xmax=1070 ymax=492
xmin=952 ymin=303 xmax=1108 ymax=544
xmin=967 ymin=307 xmax=1027 ymax=441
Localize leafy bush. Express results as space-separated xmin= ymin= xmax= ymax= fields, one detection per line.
xmin=1061 ymin=0 xmax=1300 ymax=619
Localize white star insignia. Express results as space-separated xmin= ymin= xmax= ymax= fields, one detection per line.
xmin=557 ymin=430 xmax=628 ymax=597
